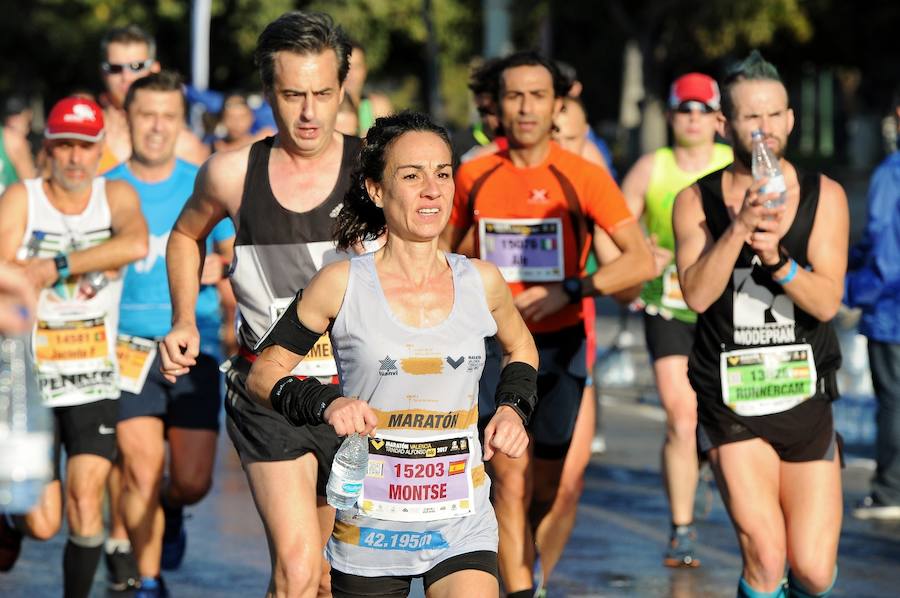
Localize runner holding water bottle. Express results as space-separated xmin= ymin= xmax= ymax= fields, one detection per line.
xmin=247 ymin=112 xmax=537 ymax=598
xmin=673 ymin=51 xmax=848 ymax=598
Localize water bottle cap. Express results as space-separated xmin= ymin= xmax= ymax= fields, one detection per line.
xmin=751 ymin=130 xmax=764 ymax=140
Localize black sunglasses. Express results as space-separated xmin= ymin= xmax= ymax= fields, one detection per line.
xmin=674 ymin=101 xmax=715 ymax=114
xmin=101 ymin=60 xmax=154 ymax=75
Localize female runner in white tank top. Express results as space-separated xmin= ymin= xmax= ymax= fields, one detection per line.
xmin=246 ymin=112 xmax=538 ymax=598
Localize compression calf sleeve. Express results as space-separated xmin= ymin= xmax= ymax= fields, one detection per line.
xmin=737 ymin=576 xmax=787 ymax=598
xmin=64 ymin=533 xmax=104 ymax=598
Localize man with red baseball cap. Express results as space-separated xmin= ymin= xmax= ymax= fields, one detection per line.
xmin=620 ymin=72 xmax=733 ymax=568
xmin=0 ymin=96 xmax=147 ymax=598
xmin=669 ymin=71 xmax=722 ymax=112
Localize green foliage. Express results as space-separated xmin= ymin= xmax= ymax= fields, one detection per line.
xmin=690 ymin=0 xmax=812 ymax=59
xmin=1 ymin=0 xmax=897 ymax=137
xmin=309 ymin=0 xmax=482 ymax=126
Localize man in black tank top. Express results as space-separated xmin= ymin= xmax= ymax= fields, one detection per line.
xmin=157 ymin=12 xmax=359 ymax=597
xmin=672 ymin=52 xmax=848 ymax=598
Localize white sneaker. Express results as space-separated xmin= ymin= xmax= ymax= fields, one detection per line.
xmin=852 ymin=495 xmax=900 ymax=520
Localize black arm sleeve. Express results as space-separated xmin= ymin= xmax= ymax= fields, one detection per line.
xmin=269 ymin=375 xmax=343 ymax=427
xmin=253 ymin=290 xmax=328 ymax=356
xmin=494 ymin=362 xmax=538 ymax=424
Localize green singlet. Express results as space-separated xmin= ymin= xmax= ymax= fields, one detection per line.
xmin=0 ymin=129 xmax=20 ymax=194
xmin=639 ymin=143 xmax=733 ymax=323
xmin=358 ymin=97 xmax=375 ymax=137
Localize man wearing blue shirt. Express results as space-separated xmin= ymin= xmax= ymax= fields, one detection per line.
xmin=846 ymin=88 xmax=900 ymax=521
xmin=105 ymin=71 xmax=234 ymax=597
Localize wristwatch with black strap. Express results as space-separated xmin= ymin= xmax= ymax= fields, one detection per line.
xmin=562 ymin=276 xmax=582 ymax=304
xmin=761 ymin=247 xmax=789 ymax=274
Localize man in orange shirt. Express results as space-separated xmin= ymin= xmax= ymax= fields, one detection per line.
xmin=442 ymin=51 xmax=654 ymax=597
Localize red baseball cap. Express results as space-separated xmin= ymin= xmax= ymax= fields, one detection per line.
xmin=45 ymin=97 xmax=105 ymax=142
xmin=669 ymin=73 xmax=721 ymax=111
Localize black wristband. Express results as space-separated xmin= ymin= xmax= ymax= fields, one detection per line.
xmin=269 ymin=375 xmax=342 ymax=426
xmin=761 ymin=247 xmax=790 ymax=273
xmin=495 ymin=362 xmax=538 ymax=425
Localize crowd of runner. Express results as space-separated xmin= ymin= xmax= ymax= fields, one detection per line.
xmin=0 ymin=8 xmax=897 ymax=598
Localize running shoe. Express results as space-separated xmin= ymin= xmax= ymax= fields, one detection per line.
xmin=852 ymin=495 xmax=900 ymax=520
xmin=0 ymin=515 xmax=23 ymax=572
xmin=135 ymin=576 xmax=169 ymax=598
xmin=105 ymin=544 xmax=140 ymax=591
xmin=663 ymin=524 xmax=701 ymax=568
xmin=591 ymin=433 xmax=607 ymax=454
xmin=160 ymin=503 xmax=187 ymax=570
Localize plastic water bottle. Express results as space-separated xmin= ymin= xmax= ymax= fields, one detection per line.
xmin=0 ymin=335 xmax=52 ymax=512
xmin=751 ymin=129 xmax=786 ymax=208
xmin=326 ymin=433 xmax=369 ymax=510
xmin=78 ymin=271 xmax=108 ymax=300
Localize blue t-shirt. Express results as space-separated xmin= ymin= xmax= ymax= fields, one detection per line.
xmin=106 ymin=160 xmax=235 ymax=356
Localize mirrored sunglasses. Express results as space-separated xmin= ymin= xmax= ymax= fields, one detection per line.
xmin=674 ymin=101 xmax=715 ymax=114
xmin=101 ymin=60 xmax=154 ymax=75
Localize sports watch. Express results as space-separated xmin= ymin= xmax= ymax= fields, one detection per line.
xmin=497 ymin=394 xmax=534 ymax=426
xmin=53 ymin=253 xmax=70 ymax=282
xmin=761 ymin=247 xmax=790 ymax=274
xmin=562 ymin=276 xmax=582 ymax=304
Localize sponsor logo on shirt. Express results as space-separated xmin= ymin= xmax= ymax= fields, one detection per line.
xmin=378 ymin=355 xmax=398 ymax=376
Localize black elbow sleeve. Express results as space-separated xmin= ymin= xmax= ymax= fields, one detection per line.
xmin=254 ymin=290 xmax=327 ymax=356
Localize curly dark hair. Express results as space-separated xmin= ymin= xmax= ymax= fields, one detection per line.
xmin=334 ymin=111 xmax=452 ymax=250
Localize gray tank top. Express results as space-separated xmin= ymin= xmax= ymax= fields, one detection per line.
xmin=326 ymin=251 xmax=499 ymax=576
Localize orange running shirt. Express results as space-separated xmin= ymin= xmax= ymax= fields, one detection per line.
xmin=451 ymin=142 xmax=634 ymax=333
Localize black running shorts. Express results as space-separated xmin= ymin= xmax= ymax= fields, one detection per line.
xmin=52 ymin=399 xmax=119 ymax=479
xmin=698 ymin=372 xmax=841 ymax=462
xmin=479 ymin=325 xmax=586 ymax=460
xmin=643 ymin=312 xmax=696 ymax=361
xmin=118 ymin=353 xmax=222 ymax=431
xmin=224 ymin=357 xmax=341 ymax=496
xmin=330 ymin=550 xmax=498 ymax=597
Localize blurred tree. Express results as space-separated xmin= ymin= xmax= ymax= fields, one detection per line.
xmin=543 ymin=0 xmax=812 ymax=157
xmin=0 ymin=0 xmax=290 ymax=104
xmin=2 ymin=0 xmax=896 ymax=151
xmin=308 ymin=0 xmax=481 ymax=126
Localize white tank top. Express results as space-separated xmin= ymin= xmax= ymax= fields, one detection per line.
xmin=19 ymin=177 xmax=123 ymax=407
xmin=326 ymin=251 xmax=499 ymax=576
